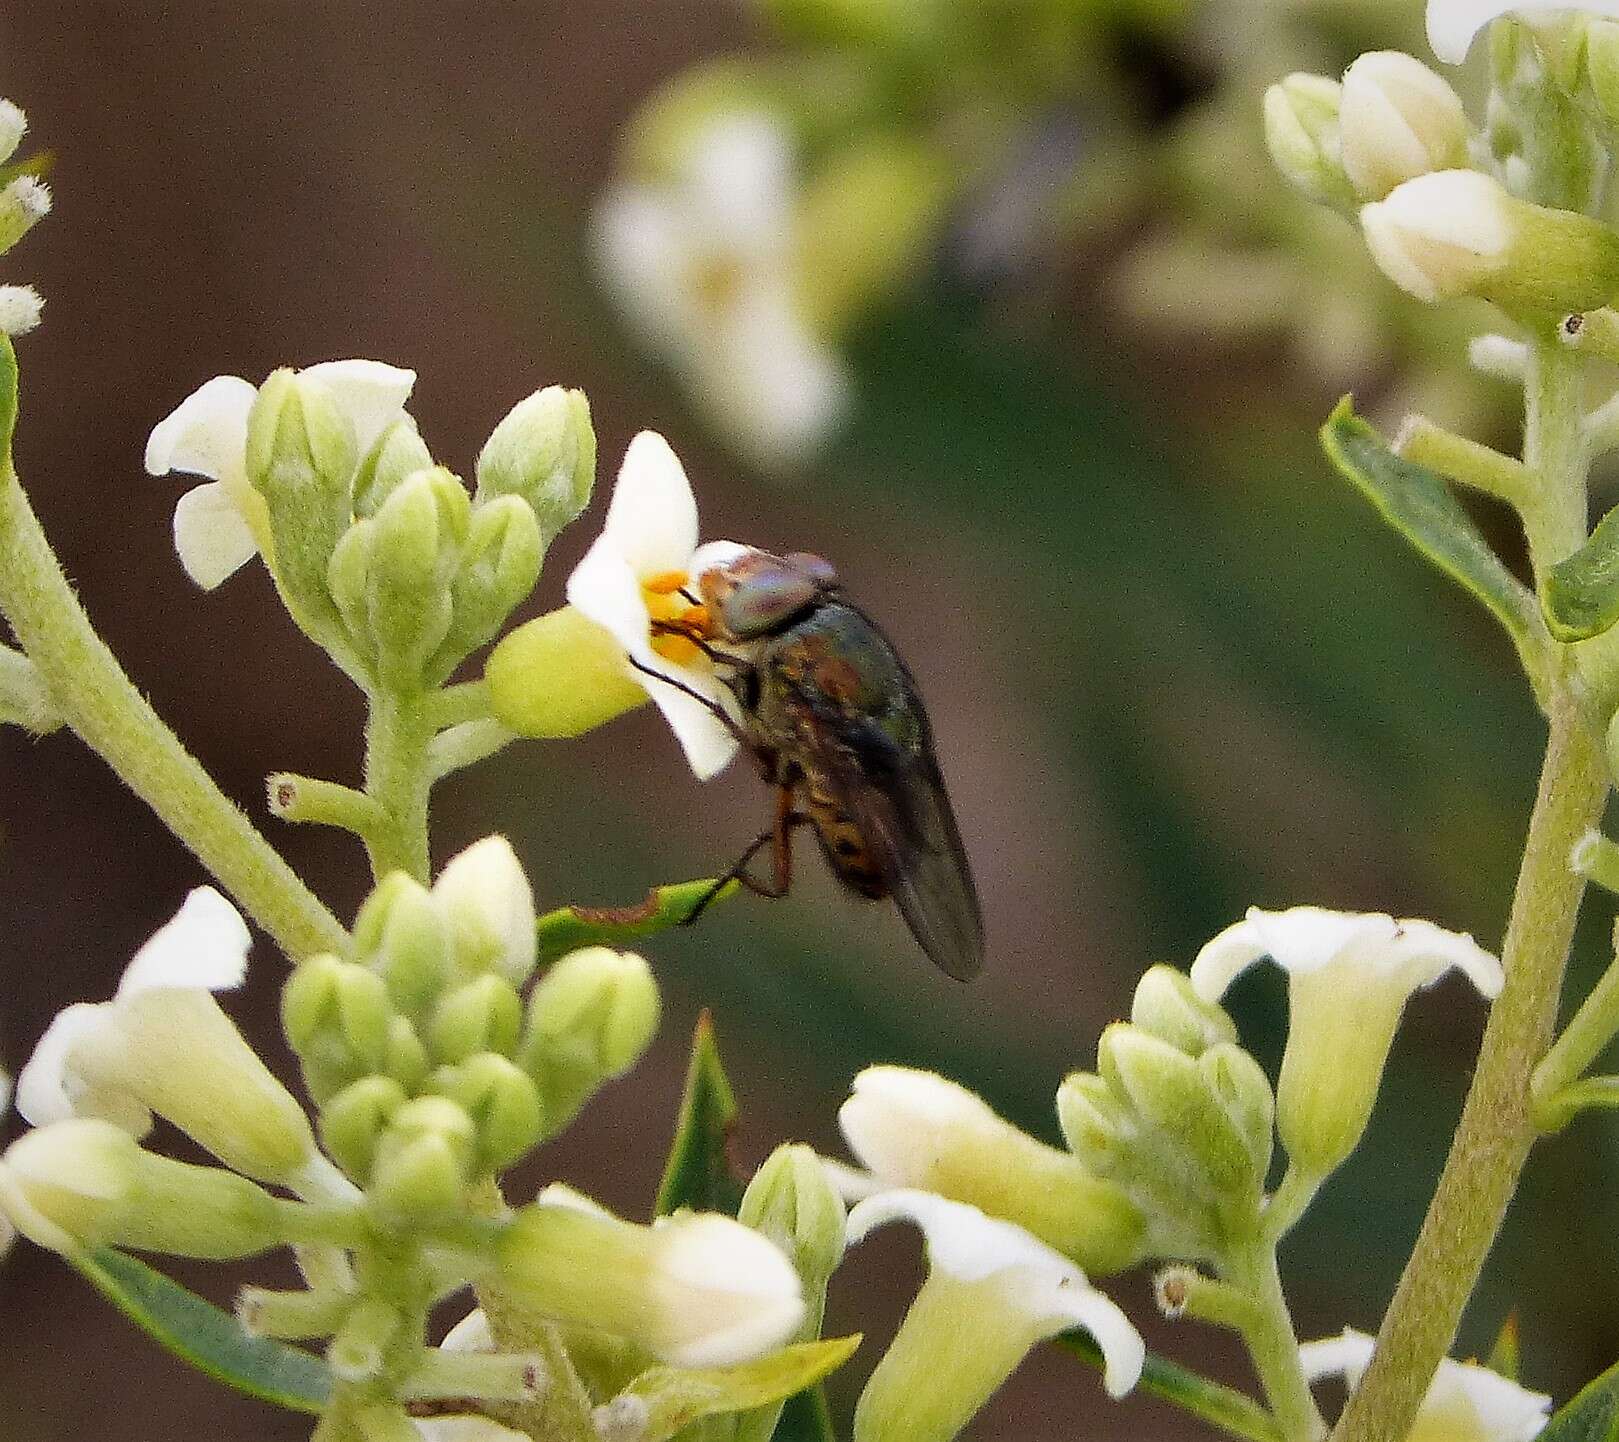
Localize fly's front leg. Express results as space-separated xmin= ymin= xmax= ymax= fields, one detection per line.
xmin=681 ymin=784 xmax=805 ymax=925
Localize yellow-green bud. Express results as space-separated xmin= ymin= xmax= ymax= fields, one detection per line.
xmin=485 ymin=606 xmax=648 ymax=739
xmin=1129 ymin=966 xmax=1236 ymax=1056
xmin=0 ymin=175 xmax=49 ymax=255
xmin=429 ymin=497 xmax=544 ymax=679
xmin=354 ymin=874 xmax=451 ymax=1015
xmin=327 ymin=518 xmax=377 ymax=664
xmin=432 ymin=836 xmax=537 ymax=987
xmin=739 ymin=1143 xmax=846 ymax=1305
xmin=321 ymin=1075 xmax=408 ymax=1181
xmin=1263 ymin=74 xmax=1353 ymax=207
xmin=519 ymin=948 xmax=660 ymax=1137
xmin=429 ymin=975 xmax=524 ymax=1065
xmin=1199 ymin=1043 xmax=1274 ymax=1187
xmin=354 ymin=417 xmax=434 ymax=518
xmin=383 ymin=1016 xmax=430 ymax=1093
xmin=1054 ymin=1071 xmax=1127 ymax=1172
xmin=0 ymin=1120 xmax=282 ymax=1259
xmin=368 ymin=468 xmax=465 ymax=689
xmin=283 ymin=957 xmax=395 ymax=1102
xmin=474 ymin=385 xmax=596 ymax=546
xmin=369 ymin=1097 xmax=476 ymax=1225
xmin=432 ymin=1053 xmax=545 ymax=1171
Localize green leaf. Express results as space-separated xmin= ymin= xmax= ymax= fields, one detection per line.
xmin=69 ymin=1247 xmax=333 ymax=1413
xmin=1539 ymin=1356 xmax=1619 ymax=1442
xmin=1319 ymin=399 xmax=1548 ymax=688
xmin=655 ymin=1011 xmax=745 ymax=1217
xmin=607 ymin=1336 xmax=861 ymax=1442
xmin=1057 ymin=1332 xmax=1281 ymax=1442
xmin=1546 ymin=505 xmax=1619 ymax=640
xmin=774 ymin=1385 xmax=838 ymax=1442
xmin=1486 ymin=1311 xmax=1521 ymax=1381
xmin=537 ymin=878 xmax=739 ymax=964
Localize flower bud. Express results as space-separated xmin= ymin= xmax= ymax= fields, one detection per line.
xmin=354 ymin=874 xmax=452 ymax=1016
xmin=1339 ymin=52 xmax=1468 ymax=201
xmin=353 ymin=417 xmax=434 ymax=518
xmin=485 ymin=604 xmax=650 ymax=740
xmin=428 ymin=975 xmax=524 ymax=1065
xmin=0 ymin=284 xmax=42 ymax=336
xmin=0 ymin=175 xmax=49 ymax=254
xmin=321 ymin=1075 xmax=408 ymax=1181
xmin=1362 ymin=170 xmax=1619 ymax=312
xmin=432 ymin=1053 xmax=545 ymax=1171
xmin=518 ymin=948 xmax=660 ymax=1137
xmin=739 ymin=1144 xmax=847 ymax=1305
xmin=368 ymin=468 xmax=465 ymax=689
xmin=432 ymin=836 xmax=537 ymax=987
xmin=1129 ymin=966 xmax=1237 ymax=1056
xmin=1263 ymin=74 xmax=1352 ymax=206
xmin=839 ymin=1067 xmax=1144 ymax=1275
xmin=1199 ymin=1043 xmax=1275 ymax=1186
xmin=0 ymin=1120 xmax=282 ymax=1259
xmin=1054 ymin=1071 xmax=1128 ymax=1172
xmin=475 ymin=385 xmax=596 ymax=547
xmin=283 ymin=956 xmax=396 ymax=1103
xmin=494 ymin=1200 xmax=804 ymax=1367
xmin=328 ymin=518 xmax=378 ymax=662
xmin=429 ymin=497 xmax=544 ymax=679
xmin=0 ymin=101 xmax=27 ymax=166
xmin=369 ymin=1097 xmax=476 ymax=1225
xmin=384 ymin=1016 xmax=431 ymax=1093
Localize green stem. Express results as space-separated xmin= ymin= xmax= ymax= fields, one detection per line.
xmin=0 ymin=458 xmax=347 ymax=960
xmin=1228 ymin=1244 xmax=1324 ymax=1442
xmin=1260 ymin=1163 xmax=1323 ymax=1247
xmin=428 ymin=717 xmax=515 ymax=781
xmin=430 ymin=679 xmax=493 ymax=730
xmin=362 ymin=688 xmax=433 ymax=882
xmin=1531 ymin=940 xmax=1619 ymax=1128
xmin=1330 ymin=331 xmax=1609 ymax=1442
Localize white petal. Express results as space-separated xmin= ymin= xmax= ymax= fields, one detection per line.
xmin=413 ymin=1418 xmax=532 ymax=1442
xmin=1425 ymin=1 xmax=1619 ymax=64
xmin=819 ymin=1156 xmax=884 ymax=1203
xmin=300 ymin=359 xmax=416 ymax=455
xmin=687 ymin=539 xmax=753 ymax=579
xmin=566 ymin=540 xmax=653 ymax=659
xmin=847 ymin=1189 xmax=1143 ymax=1397
xmin=600 ymin=431 xmax=700 ymax=578
xmin=594 ymin=187 xmax=695 ymax=348
xmin=432 ymin=835 xmax=537 ymax=985
xmin=144 ymin=375 xmax=257 ymax=480
xmin=534 ymin=1182 xmax=614 ymax=1217
xmin=644 ymin=674 xmax=740 ymax=780
xmin=116 ymin=887 xmax=250 ymax=998
xmin=172 ymin=481 xmax=259 ymax=590
xmin=14 ymin=1004 xmax=109 ymax=1126
xmin=840 ymin=1067 xmax=996 ymax=1183
xmin=1189 ymin=919 xmax=1268 ymax=1000
xmin=1299 ymin=1327 xmax=1377 ymax=1385
xmin=1246 ymin=907 xmax=1398 ymax=976
xmin=687 ymin=113 xmax=795 ymax=255
xmin=1383 ymin=917 xmax=1503 ymax=998
xmin=441 ymin=1308 xmax=495 ymax=1353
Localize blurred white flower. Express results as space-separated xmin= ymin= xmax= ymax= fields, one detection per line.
xmin=145 ymin=359 xmax=414 ymax=589
xmin=595 ymin=112 xmax=848 ymax=470
xmin=1301 ymin=1328 xmax=1550 ymax=1441
xmin=566 ymin=430 xmax=749 ymax=778
xmin=1426 ymin=1 xmax=1619 ymax=63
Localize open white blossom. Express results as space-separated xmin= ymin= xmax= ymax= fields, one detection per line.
xmin=566 ymin=430 xmax=749 ymax=779
xmin=595 ymin=111 xmax=848 ymax=470
xmin=14 ymin=888 xmax=327 ymax=1187
xmin=1302 ymin=1328 xmax=1550 ymax=1441
xmin=1427 ymin=1 xmax=1619 ymax=64
xmin=145 ymin=359 xmax=414 ymax=589
xmin=1192 ymin=906 xmax=1501 ymax=1175
xmin=847 ymin=1189 xmax=1142 ymax=1442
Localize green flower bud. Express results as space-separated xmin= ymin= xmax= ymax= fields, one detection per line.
xmin=0 ymin=101 xmax=27 ymax=168
xmin=0 ymin=1120 xmax=282 ymax=1259
xmin=354 ymin=874 xmax=452 ymax=1015
xmin=739 ymin=1143 xmax=846 ymax=1308
xmin=321 ymin=1075 xmax=408 ymax=1181
xmin=428 ymin=975 xmax=524 ymax=1065
xmin=485 ymin=606 xmax=648 ymax=739
xmin=0 ymin=175 xmax=49 ymax=255
xmin=368 ymin=1096 xmax=476 ymax=1225
xmin=1054 ymin=1071 xmax=1128 ymax=1173
xmin=368 ymin=467 xmax=466 ymax=689
xmin=1263 ymin=74 xmax=1353 ymax=207
xmin=518 ymin=948 xmax=660 ymax=1137
xmin=245 ymin=368 xmax=358 ymax=631
xmin=354 ymin=417 xmax=434 ymax=518
xmin=1129 ymin=966 xmax=1237 ymax=1056
xmin=432 ymin=836 xmax=538 ymax=987
xmin=1199 ymin=1043 xmax=1275 ymax=1187
xmin=1362 ymin=171 xmax=1619 ymax=312
xmin=327 ymin=518 xmax=377 ymax=664
xmin=432 ymin=1053 xmax=545 ymax=1171
xmin=283 ymin=956 xmax=395 ymax=1102
xmin=383 ymin=1015 xmax=430 ymax=1093
xmin=427 ymin=497 xmax=544 ymax=680
xmin=474 ymin=385 xmax=596 ymax=546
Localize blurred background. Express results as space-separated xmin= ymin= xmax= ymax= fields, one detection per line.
xmin=1 ymin=3 xmax=1615 ymax=1439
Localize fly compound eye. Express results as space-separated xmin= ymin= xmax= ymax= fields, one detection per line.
xmin=721 ymin=561 xmax=821 ymax=638
xmin=785 ymin=552 xmax=839 ymax=589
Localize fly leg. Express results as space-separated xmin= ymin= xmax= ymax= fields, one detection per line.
xmin=626 ymin=654 xmax=754 ymax=751
xmin=682 ymin=784 xmax=805 ymax=926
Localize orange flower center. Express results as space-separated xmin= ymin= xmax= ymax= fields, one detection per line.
xmin=643 ymin=571 xmax=710 ymax=666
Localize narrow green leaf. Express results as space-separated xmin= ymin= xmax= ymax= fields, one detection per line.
xmin=1319 ymin=399 xmax=1547 ymax=684
xmin=773 ymin=1385 xmax=837 ymax=1442
xmin=69 ymin=1247 xmax=333 ymax=1413
xmin=1057 ymin=1332 xmax=1281 ymax=1442
xmin=537 ymin=878 xmax=739 ymax=963
xmin=1539 ymin=1356 xmax=1619 ymax=1442
xmin=1546 ymin=505 xmax=1619 ymax=640
xmin=655 ymin=1011 xmax=745 ymax=1217
xmin=1486 ymin=1312 xmax=1521 ymax=1381
xmin=609 ymin=1336 xmax=861 ymax=1442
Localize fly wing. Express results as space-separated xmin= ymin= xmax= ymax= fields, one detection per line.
xmin=797 ymin=704 xmax=985 ymax=981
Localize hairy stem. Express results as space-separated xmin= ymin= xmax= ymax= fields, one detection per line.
xmin=1229 ymin=1244 xmax=1324 ymax=1442
xmin=363 ymin=688 xmax=433 ymax=882
xmin=0 ymin=457 xmax=347 ymax=960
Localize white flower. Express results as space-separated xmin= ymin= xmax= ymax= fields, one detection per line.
xmin=847 ymin=1189 xmax=1143 ymax=1442
xmin=432 ymin=835 xmax=536 ymax=986
xmin=1192 ymin=906 xmax=1501 ymax=1176
xmin=595 ymin=111 xmax=848 ymax=470
xmin=13 ymin=888 xmax=326 ymax=1187
xmin=1339 ymin=52 xmax=1468 ymax=200
xmin=1301 ymin=1328 xmax=1550 ymax=1441
xmin=145 ymin=359 xmax=414 ymax=590
xmin=566 ymin=430 xmax=750 ymax=778
xmin=1427 ymin=1 xmax=1619 ymax=64
xmin=1361 ymin=170 xmax=1515 ymax=303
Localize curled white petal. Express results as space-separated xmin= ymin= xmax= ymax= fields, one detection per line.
xmin=300 ymin=359 xmax=416 ymax=456
xmin=567 ymin=539 xmax=655 ymax=658
xmin=14 ymin=1004 xmax=144 ymax=1131
xmin=600 ymin=431 xmax=699 ymax=578
xmin=645 ymin=679 xmax=740 ymax=781
xmin=117 ymin=887 xmax=250 ymax=998
xmin=144 ymin=375 xmax=257 ymax=480
xmin=172 ymin=481 xmax=259 ymax=590
xmin=847 ymin=1188 xmax=1144 ymax=1398
xmin=441 ymin=1308 xmax=495 ymax=1353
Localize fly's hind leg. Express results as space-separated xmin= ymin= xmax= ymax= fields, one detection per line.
xmin=682 ymin=784 xmax=805 ymax=926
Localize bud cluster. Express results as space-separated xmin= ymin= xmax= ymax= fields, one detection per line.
xmin=1056 ymin=967 xmax=1274 ymax=1264
xmin=247 ymin=372 xmax=595 ymax=689
xmin=0 ymin=94 xmax=46 ymax=335
xmin=282 ymin=838 xmax=659 ymax=1225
